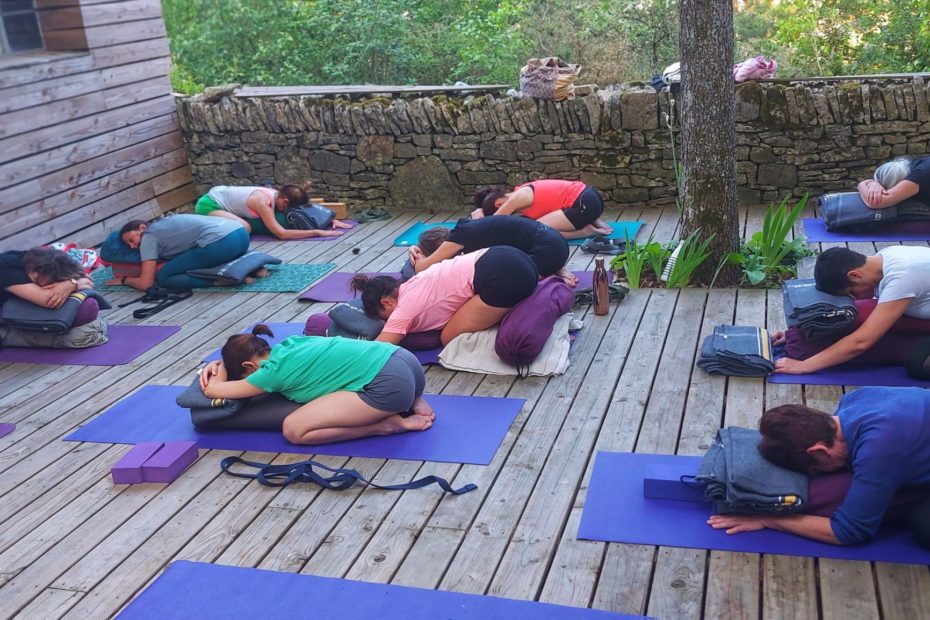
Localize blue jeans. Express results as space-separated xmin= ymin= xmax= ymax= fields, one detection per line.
xmin=156 ymin=228 xmax=250 ymax=289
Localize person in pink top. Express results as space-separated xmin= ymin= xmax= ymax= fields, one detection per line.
xmin=350 ymin=246 xmax=538 ymax=345
xmin=472 ymin=179 xmax=612 ymax=239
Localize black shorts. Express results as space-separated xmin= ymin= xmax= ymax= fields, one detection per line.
xmin=358 ymin=348 xmax=426 ymax=412
xmin=562 ymin=185 xmax=604 ymax=229
xmin=527 ymin=228 xmax=569 ymax=277
xmin=473 ymin=246 xmax=539 ymax=308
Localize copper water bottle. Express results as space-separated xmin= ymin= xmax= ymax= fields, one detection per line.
xmin=593 ymin=257 xmax=609 ymax=316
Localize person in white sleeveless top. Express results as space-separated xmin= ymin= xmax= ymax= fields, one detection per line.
xmin=194 ymin=182 xmax=351 ymax=240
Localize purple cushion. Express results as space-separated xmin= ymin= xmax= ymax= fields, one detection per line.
xmin=304 ymin=313 xmax=332 ymax=336
xmin=784 ymin=326 xmax=916 ymax=366
xmin=495 ymin=276 xmax=573 ymax=368
xmin=400 ymin=330 xmax=442 ymax=351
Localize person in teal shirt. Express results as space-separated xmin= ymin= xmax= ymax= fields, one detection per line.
xmin=200 ymin=324 xmax=434 ymax=445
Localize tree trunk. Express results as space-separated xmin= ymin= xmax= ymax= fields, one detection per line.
xmin=679 ymin=0 xmax=740 ymax=285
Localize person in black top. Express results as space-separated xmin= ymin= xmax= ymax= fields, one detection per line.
xmin=858 ymin=156 xmax=930 ymax=209
xmin=407 ymin=215 xmax=575 ymax=284
xmin=0 ymin=248 xmax=94 ymax=308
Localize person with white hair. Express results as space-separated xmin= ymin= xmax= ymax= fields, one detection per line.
xmin=858 ymin=157 xmax=930 ymax=209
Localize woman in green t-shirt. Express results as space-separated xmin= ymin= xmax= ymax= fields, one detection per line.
xmin=200 ymin=324 xmax=434 ymax=445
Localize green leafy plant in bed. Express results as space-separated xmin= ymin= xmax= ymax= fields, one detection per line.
xmin=664 ymin=229 xmax=716 ymax=288
xmin=724 ymin=193 xmax=813 ymax=287
xmin=610 ymin=232 xmax=674 ymax=289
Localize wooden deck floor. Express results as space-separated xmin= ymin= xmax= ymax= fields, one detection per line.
xmin=1 ymin=205 xmax=929 ymax=620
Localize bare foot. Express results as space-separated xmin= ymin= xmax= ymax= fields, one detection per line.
xmin=410 ymin=396 xmax=435 ymax=421
xmin=382 ymin=412 xmax=433 ymax=435
xmin=252 ymin=267 xmax=271 ymax=278
xmin=556 ymin=267 xmax=579 ymax=288
xmin=332 ymin=220 xmax=353 ymax=230
xmin=242 ymin=276 xmax=256 ymax=285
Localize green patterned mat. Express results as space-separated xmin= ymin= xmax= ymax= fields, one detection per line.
xmin=91 ymin=263 xmax=336 ymax=293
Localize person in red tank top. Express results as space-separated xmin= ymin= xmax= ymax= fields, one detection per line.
xmin=471 ymin=179 xmax=612 ymax=239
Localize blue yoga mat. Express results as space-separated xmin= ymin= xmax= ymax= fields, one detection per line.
xmin=768 ymin=363 xmax=930 ymax=388
xmin=802 ymin=218 xmax=930 ymax=243
xmin=118 ymin=561 xmax=639 ymax=619
xmin=202 ymin=323 xmax=442 ymax=366
xmin=65 ymin=385 xmax=523 ymax=464
xmin=393 ymin=221 xmax=643 ymax=247
xmin=578 ymin=451 xmax=930 ymax=564
xmin=0 ymin=324 xmax=180 ymax=366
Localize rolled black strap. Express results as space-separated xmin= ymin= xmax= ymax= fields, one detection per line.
xmin=220 ymin=456 xmax=477 ymax=495
xmin=120 ymin=287 xmax=193 ymax=319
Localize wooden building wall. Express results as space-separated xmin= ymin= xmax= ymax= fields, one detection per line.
xmin=0 ymin=0 xmax=194 ymax=251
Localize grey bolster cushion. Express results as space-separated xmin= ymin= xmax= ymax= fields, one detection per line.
xmin=186 ymin=251 xmax=282 ymax=285
xmin=176 ymin=376 xmax=300 ymax=428
xmin=326 ymin=298 xmax=385 ymax=340
xmin=0 ymin=289 xmax=112 ymax=333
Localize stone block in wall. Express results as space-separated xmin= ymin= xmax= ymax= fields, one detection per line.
xmin=479 ymin=141 xmax=517 ymax=161
xmin=357 ymin=135 xmax=395 ymax=166
xmin=749 ymin=147 xmax=777 ymax=163
xmin=580 ymin=172 xmax=617 ymax=190
xmin=762 ymin=85 xmax=790 ymax=127
xmin=389 ymin=156 xmax=461 ymax=211
xmin=310 ymin=150 xmax=351 ymax=173
xmin=757 ymin=163 xmax=797 ymax=187
xmin=394 ymin=143 xmax=417 ymax=159
xmin=735 ymin=82 xmax=764 ymax=122
xmin=619 ymin=88 xmax=658 ymax=130
xmin=436 ymin=148 xmax=477 ymax=162
xmin=458 ymin=170 xmax=507 ymax=185
xmin=230 ymin=161 xmax=254 ymax=178
xmin=914 ymin=77 xmax=930 ymax=121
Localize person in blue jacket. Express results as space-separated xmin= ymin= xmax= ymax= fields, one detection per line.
xmin=708 ymin=386 xmax=930 ymax=547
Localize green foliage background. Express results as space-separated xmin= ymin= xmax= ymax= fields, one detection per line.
xmin=162 ymin=0 xmax=930 ymax=94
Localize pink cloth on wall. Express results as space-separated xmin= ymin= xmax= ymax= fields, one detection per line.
xmin=733 ymin=56 xmax=777 ymax=82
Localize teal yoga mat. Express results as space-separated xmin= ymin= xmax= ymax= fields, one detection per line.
xmin=392 ymin=220 xmax=643 ymax=247
xmin=91 ymin=263 xmax=336 ymax=293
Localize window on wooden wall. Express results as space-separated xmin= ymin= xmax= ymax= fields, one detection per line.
xmin=0 ymin=0 xmax=44 ymax=54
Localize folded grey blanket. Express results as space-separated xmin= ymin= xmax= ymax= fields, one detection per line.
xmin=820 ymin=193 xmax=898 ymax=231
xmin=783 ymin=278 xmax=856 ymax=339
xmin=695 ymin=426 xmax=807 ymax=514
xmin=0 ymin=289 xmax=112 ymax=333
xmin=696 ymin=325 xmax=774 ymax=377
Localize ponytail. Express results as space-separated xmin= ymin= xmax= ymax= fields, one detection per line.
xmin=350 ymin=274 xmax=400 ymax=317
xmin=221 ymin=324 xmax=274 ymax=380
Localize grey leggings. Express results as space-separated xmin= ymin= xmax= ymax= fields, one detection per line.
xmin=358 ymin=348 xmax=426 ymax=412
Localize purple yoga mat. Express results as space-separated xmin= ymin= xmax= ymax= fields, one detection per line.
xmin=118 ymin=561 xmax=639 ymax=619
xmin=0 ymin=423 xmax=14 ymax=439
xmin=802 ymin=218 xmax=930 ymax=243
xmin=250 ymin=220 xmax=359 ymax=242
xmin=578 ymin=451 xmax=930 ymax=564
xmin=202 ymin=323 xmax=442 ymax=365
xmin=299 ymin=271 xmax=402 ymax=302
xmin=0 ymin=325 xmax=181 ymax=366
xmin=768 ymin=362 xmax=930 ymax=388
xmin=301 ymin=270 xmax=605 ymax=303
xmin=65 ymin=385 xmax=524 ymax=464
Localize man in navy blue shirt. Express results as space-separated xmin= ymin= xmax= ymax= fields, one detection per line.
xmin=708 ymin=386 xmax=930 ymax=547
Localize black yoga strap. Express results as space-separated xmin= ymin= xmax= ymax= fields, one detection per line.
xmin=119 ymin=288 xmax=193 ymax=319
xmin=220 ymin=456 xmax=477 ymax=495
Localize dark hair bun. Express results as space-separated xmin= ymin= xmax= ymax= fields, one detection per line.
xmin=251 ymin=323 xmax=275 ymax=338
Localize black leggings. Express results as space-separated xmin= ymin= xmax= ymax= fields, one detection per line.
xmin=562 ymin=185 xmax=605 ymax=229
xmin=473 ymin=246 xmax=539 ymax=308
xmin=527 ymin=228 xmax=570 ymax=277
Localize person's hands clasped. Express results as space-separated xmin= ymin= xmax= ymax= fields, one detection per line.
xmin=43 ymin=280 xmax=75 ymax=308
xmin=407 ymin=245 xmax=424 ymax=265
xmin=864 ymin=180 xmax=887 ymax=208
xmin=199 ymin=360 xmax=225 ymax=391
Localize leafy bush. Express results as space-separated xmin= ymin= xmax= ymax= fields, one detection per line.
xmin=725 ymin=195 xmax=814 ymax=287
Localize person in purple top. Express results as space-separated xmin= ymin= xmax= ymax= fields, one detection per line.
xmin=708 ymin=386 xmax=930 ymax=547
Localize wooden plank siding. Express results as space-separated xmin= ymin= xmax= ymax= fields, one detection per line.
xmin=0 ymin=0 xmax=190 ymax=251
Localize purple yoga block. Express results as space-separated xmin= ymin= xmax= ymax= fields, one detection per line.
xmin=111 ymin=442 xmax=165 ymax=485
xmin=141 ymin=441 xmax=199 ymax=483
xmin=643 ymin=464 xmax=705 ymax=503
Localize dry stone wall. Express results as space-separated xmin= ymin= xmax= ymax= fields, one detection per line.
xmin=176 ymin=77 xmax=930 ymax=211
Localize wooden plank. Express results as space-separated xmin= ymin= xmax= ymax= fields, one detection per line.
xmin=0 ymin=52 xmax=92 ymax=89
xmin=1 ymin=111 xmax=179 ymax=191
xmin=10 ymin=587 xmax=83 ymax=620
xmin=79 ymin=0 xmax=164 ymax=28
xmin=0 ymin=96 xmax=176 ymax=166
xmin=875 ymin=563 xmax=930 ymax=619
xmin=0 ymin=91 xmax=106 ymax=140
xmin=646 ymin=548 xmax=706 ymax=619
xmin=84 ymin=17 xmax=168 ymax=49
